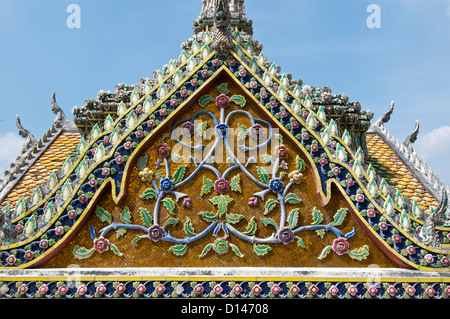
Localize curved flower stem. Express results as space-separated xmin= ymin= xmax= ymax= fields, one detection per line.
xmin=238 ymin=118 xmax=273 ymax=153
xmin=278 ymin=192 xmax=287 ymax=229
xmin=224 ymin=135 xmax=268 ymax=189
xmin=282 ymin=182 xmax=293 ymax=197
xmin=220 ymin=108 xmax=225 ymax=124
xmin=202 ymin=164 xmax=222 ymax=179
xmin=174 ymin=138 xmax=221 ymax=189
xmin=272 ymin=158 xmax=280 ymax=178
xmin=153 ymin=191 xmax=165 ymax=225
xmin=164 ymin=157 xmax=170 ymax=179
xmin=171 ymin=111 xmax=218 ymax=151
xmin=151 ymin=180 xmax=160 ymax=195
xmin=292 ymin=223 xmax=344 ymax=238
xmin=224 ymin=110 xmax=255 ymax=126
xmin=162 ymin=221 xmax=219 ymax=244
xmin=224 ymin=222 xmax=280 ymax=244
xmin=222 ymin=164 xmax=240 ymax=179
xmin=99 ymin=222 xmax=148 ymax=238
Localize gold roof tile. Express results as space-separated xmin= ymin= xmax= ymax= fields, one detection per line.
xmin=0 ymin=132 xmax=80 ymax=209
xmin=366 ymin=133 xmax=438 ymax=209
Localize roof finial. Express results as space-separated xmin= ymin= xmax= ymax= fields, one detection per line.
xmin=402 ymin=120 xmax=420 ymax=145
xmin=194 ymin=0 xmax=252 ymax=36
xmin=211 ymin=0 xmax=233 ymax=55
xmin=16 ymin=115 xmax=37 ymax=151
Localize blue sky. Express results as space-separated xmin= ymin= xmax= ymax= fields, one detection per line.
xmin=0 ymin=0 xmax=450 ymax=187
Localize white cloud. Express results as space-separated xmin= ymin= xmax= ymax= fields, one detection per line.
xmin=415 ymin=126 xmax=450 ymax=186
xmin=0 ymin=132 xmax=24 ymax=176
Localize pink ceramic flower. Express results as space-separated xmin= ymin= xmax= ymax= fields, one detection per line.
xmin=248 ymin=197 xmax=258 ymax=206
xmin=215 ymin=94 xmax=230 ymax=109
xmin=182 ymin=198 xmax=192 ymax=208
xmin=94 ymin=236 xmax=110 ymax=253
xmin=319 ymin=158 xmax=328 ymax=166
xmin=331 ymin=237 xmax=350 ymax=255
xmin=156 ymin=143 xmax=171 ymax=158
xmin=214 ymin=178 xmax=230 ymax=194
xmin=78 ymin=194 xmax=88 ymax=204
xmin=159 ymin=108 xmax=168 ymax=117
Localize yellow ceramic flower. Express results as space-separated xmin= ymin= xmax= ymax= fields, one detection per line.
xmin=288 ymin=170 xmax=303 ymax=184
xmin=139 ymin=168 xmax=154 ymax=182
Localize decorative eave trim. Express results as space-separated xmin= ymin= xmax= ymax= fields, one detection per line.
xmin=0 ymin=267 xmax=449 ymax=299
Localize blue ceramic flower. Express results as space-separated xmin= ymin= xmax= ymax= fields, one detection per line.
xmin=160 ymin=178 xmax=174 ymax=192
xmin=269 ymin=178 xmax=284 ymax=193
xmin=215 ymin=124 xmax=229 ymax=137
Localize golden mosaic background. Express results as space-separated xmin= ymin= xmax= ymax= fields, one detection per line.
xmin=42 ymin=74 xmax=399 ymax=269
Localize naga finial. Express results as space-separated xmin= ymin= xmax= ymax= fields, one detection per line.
xmin=420 ymin=189 xmax=449 ymax=247
xmin=402 ymin=120 xmax=420 ymax=145
xmin=16 ymin=115 xmax=37 ymax=151
xmin=374 ymin=100 xmax=395 ymax=127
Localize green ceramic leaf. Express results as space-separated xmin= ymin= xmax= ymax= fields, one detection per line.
xmin=253 ymin=244 xmax=272 ymax=256
xmin=196 ymin=121 xmax=208 ymax=139
xmin=137 ymin=153 xmax=149 ymax=171
xmin=140 ymin=188 xmax=157 ymax=200
xmin=230 ymin=174 xmax=241 ymax=193
xmin=312 ymin=207 xmax=323 ymax=225
xmin=237 ymin=124 xmax=248 ymax=142
xmin=264 ymin=199 xmax=279 ymax=215
xmin=132 ymin=235 xmax=147 ymax=247
xmin=199 ymin=243 xmax=213 ymax=258
xmin=155 ymin=170 xmax=163 ymax=181
xmin=296 ymin=155 xmax=306 ymax=172
xmin=162 ymin=218 xmax=179 ymax=229
xmin=109 ymin=243 xmax=123 ymax=257
xmin=287 ymin=208 xmax=300 ymax=228
xmin=116 ymin=228 xmax=126 ymax=239
xmin=230 ymin=243 xmax=244 ymax=258
xmin=198 ymin=211 xmax=219 ymax=223
xmin=230 ymin=95 xmax=246 ymax=108
xmin=183 ymin=217 xmax=197 ymax=236
xmin=209 ymin=195 xmax=233 ymax=216
xmin=217 ymin=83 xmax=229 ymax=95
xmin=73 ymin=245 xmax=95 ymax=260
xmin=201 ymin=176 xmax=214 ymax=197
xmin=317 ymin=245 xmax=332 ymax=260
xmin=169 ymin=244 xmax=188 ymax=256
xmin=261 ymin=218 xmax=279 ymax=230
xmin=162 ymin=198 xmax=176 ymax=215
xmin=120 ymin=207 xmax=132 ymax=224
xmin=199 ymin=95 xmax=215 ymax=108
xmin=243 ymin=217 xmax=257 ymax=235
xmin=226 ymin=213 xmax=245 ymax=224
xmin=284 ymin=193 xmax=302 ymax=204
xmin=139 ymin=208 xmax=153 ymax=227
xmin=295 ymin=236 xmax=305 ymax=248
xmin=95 ymin=206 xmax=112 ymax=224
xmin=256 ymin=166 xmax=269 ymax=185
xmin=173 ymin=165 xmax=187 ymax=184
xmin=348 ymin=245 xmax=370 ymax=261
xmin=332 ymin=208 xmax=348 ymax=226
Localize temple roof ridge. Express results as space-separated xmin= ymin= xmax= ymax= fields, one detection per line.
xmin=0 ymin=93 xmax=80 ymax=206
xmin=368 ymin=101 xmax=447 ymax=203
